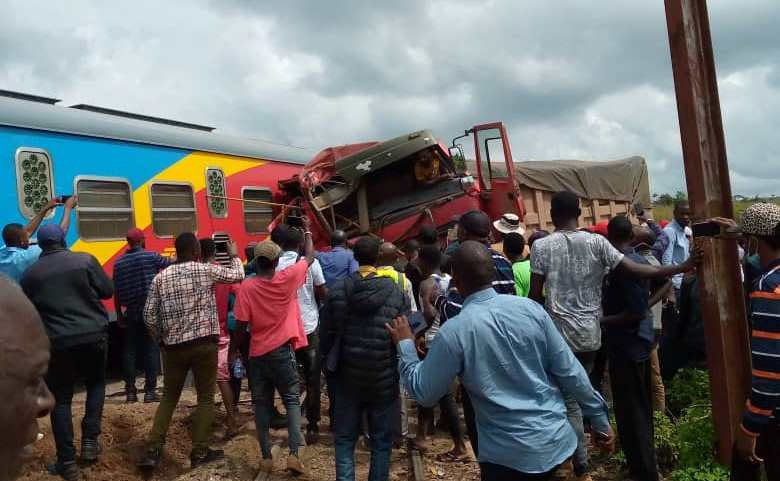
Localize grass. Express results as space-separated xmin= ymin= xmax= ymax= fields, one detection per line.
xmin=653 ymin=199 xmax=780 ymax=223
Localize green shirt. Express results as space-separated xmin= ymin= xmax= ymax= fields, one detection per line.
xmin=512 ymin=259 xmax=531 ymax=297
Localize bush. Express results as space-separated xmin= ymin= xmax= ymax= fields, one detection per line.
xmin=670 ymin=462 xmax=729 ymax=481
xmin=666 ymin=369 xmax=711 ymax=415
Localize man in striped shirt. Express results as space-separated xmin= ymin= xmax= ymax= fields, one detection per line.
xmin=113 ymin=228 xmax=171 ymax=404
xmin=716 ymin=204 xmax=780 ymax=480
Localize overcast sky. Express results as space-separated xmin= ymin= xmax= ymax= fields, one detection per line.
xmin=2 ymin=0 xmax=778 ymax=196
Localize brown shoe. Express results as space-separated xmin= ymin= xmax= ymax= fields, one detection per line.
xmin=286 ymin=447 xmax=308 ymax=476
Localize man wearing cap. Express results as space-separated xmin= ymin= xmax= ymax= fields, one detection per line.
xmin=0 ymin=196 xmax=77 ymax=284
xmin=232 ymin=218 xmax=316 ymax=478
xmin=139 ymin=233 xmax=244 ymax=471
xmin=491 ymin=212 xmax=526 ymax=257
xmin=20 ymin=224 xmax=114 ymax=480
xmin=713 ymin=204 xmax=780 ymax=480
xmin=113 ymin=228 xmax=171 ymax=404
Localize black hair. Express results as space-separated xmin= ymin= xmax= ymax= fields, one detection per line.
xmin=550 ymin=191 xmax=581 ymax=223
xmin=452 ymin=241 xmax=496 ymax=292
xmin=175 ymin=232 xmax=200 ymax=259
xmin=674 ymin=200 xmax=690 ymax=212
xmin=270 ymin=224 xmax=289 ymax=246
xmin=418 ymin=245 xmax=442 ymax=270
xmin=759 ymin=222 xmax=780 ymax=250
xmin=608 ymin=215 xmax=633 ymax=242
xmin=199 ymin=238 xmax=216 ymax=261
xmin=419 ymin=225 xmax=438 ymax=245
xmin=354 ymin=237 xmax=380 ymax=266
xmin=331 ymin=230 xmax=347 ymax=247
xmin=527 ymin=230 xmax=549 ymax=250
xmin=503 ymin=232 xmax=526 ymax=258
xmin=282 ymin=228 xmax=303 ymax=251
xmin=459 ymin=210 xmax=491 ymax=239
xmin=1 ymin=223 xmax=25 ymax=247
xmin=405 ymin=239 xmax=420 ymax=254
xmin=254 ymin=256 xmax=276 ymax=273
xmin=245 ymin=242 xmax=258 ymax=263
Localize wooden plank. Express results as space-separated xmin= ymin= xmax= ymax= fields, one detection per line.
xmin=664 ymin=0 xmax=750 ymax=465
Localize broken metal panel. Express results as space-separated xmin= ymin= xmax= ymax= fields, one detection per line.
xmin=664 ymin=0 xmax=751 ymax=465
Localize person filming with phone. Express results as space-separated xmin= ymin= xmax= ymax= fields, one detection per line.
xmin=705 ymin=204 xmax=780 ymax=481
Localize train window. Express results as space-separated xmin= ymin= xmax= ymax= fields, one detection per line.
xmin=242 ymin=187 xmax=273 ymax=234
xmin=75 ymin=177 xmax=134 ymax=240
xmin=15 ymin=148 xmax=55 ymax=220
xmin=150 ymin=182 xmax=197 ymax=237
xmin=206 ymin=168 xmax=228 ymax=218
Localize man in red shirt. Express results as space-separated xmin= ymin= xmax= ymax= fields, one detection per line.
xmin=232 ymin=220 xmax=315 ymax=478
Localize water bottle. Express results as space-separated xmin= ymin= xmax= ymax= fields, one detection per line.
xmin=232 ymin=357 xmax=246 ymax=379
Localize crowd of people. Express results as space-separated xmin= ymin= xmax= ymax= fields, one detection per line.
xmin=0 ymin=190 xmax=778 ymax=481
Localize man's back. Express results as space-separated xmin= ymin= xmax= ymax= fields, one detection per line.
xmin=234 ymin=260 xmax=309 ymax=357
xmin=530 ymin=230 xmax=624 ymax=352
xmin=21 ymin=248 xmax=113 ymax=349
xmin=114 ymin=247 xmax=168 ymax=307
xmin=0 ymin=244 xmax=42 ymax=283
xmin=144 ymin=258 xmax=243 ymax=346
xmin=411 ymin=289 xmax=607 ymax=473
xmin=323 ymin=273 xmax=409 ymax=404
xmin=317 ymin=247 xmax=358 ymax=287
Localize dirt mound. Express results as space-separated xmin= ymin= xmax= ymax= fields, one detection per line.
xmin=18 ymin=382 xmax=485 ymax=481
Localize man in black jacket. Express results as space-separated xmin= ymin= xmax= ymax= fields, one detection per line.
xmin=320 ymin=237 xmax=411 ymax=481
xmin=20 ymin=224 xmax=113 ymax=481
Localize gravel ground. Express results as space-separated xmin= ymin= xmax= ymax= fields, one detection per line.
xmin=18 ymin=380 xmax=619 ymax=481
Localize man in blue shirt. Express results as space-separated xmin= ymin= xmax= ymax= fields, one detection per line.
xmin=662 ymin=201 xmax=692 ymax=298
xmin=317 ymin=230 xmax=359 ymax=287
xmin=603 ymin=216 xmax=658 ymax=481
xmin=113 ymin=228 xmax=171 ymax=404
xmin=387 ymin=241 xmax=614 ymax=481
xmin=0 ymin=196 xmax=76 ymax=283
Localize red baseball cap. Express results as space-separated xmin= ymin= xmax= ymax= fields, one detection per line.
xmin=126 ymin=228 xmax=145 ymax=243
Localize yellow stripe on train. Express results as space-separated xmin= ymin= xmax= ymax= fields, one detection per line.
xmin=71 ymin=151 xmax=264 ymax=265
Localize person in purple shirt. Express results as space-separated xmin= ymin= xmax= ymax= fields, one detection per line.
xmin=316 ymin=230 xmax=358 ymax=287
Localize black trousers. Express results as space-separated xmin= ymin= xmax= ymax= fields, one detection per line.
xmin=730 ymin=423 xmax=780 ymax=481
xmin=461 ymin=387 xmax=479 ymax=457
xmin=296 ymin=331 xmax=321 ymax=427
xmin=46 ymin=341 xmax=107 ymax=464
xmin=479 ymin=462 xmax=555 ymax=481
xmin=608 ymin=351 xmax=659 ymax=481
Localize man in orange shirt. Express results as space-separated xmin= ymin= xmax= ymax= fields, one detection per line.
xmin=232 ymin=219 xmax=316 ymax=478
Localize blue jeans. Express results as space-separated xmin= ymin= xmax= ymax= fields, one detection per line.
xmin=334 ymin=385 xmax=395 ymax=481
xmin=123 ymin=305 xmax=160 ymax=392
xmin=249 ymin=344 xmax=303 ymax=458
xmin=46 ymin=341 xmax=107 ymax=465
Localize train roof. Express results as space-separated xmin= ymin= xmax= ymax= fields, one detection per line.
xmin=0 ymin=95 xmax=312 ymax=165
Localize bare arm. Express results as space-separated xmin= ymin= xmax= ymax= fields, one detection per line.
xmin=314 ymin=284 xmax=328 ymax=304
xmin=617 ymin=255 xmax=694 ymax=279
xmin=25 ymin=198 xmax=58 ymax=234
xmin=529 ymin=272 xmax=545 ymax=305
xmin=302 ymin=217 xmax=316 ymax=266
xmin=419 ymin=279 xmax=438 ymax=325
xmin=649 ymin=280 xmax=673 ymax=307
xmin=58 ymin=196 xmax=78 ymax=235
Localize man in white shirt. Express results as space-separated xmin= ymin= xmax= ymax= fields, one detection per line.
xmin=276 ymin=228 xmax=327 ymax=444
xmin=530 ymin=191 xmax=694 ymax=481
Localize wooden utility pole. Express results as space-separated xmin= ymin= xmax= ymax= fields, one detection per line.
xmin=664 ymin=0 xmax=751 ymax=465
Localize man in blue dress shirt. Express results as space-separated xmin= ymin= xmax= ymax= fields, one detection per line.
xmin=387 ymin=241 xmax=614 ymax=481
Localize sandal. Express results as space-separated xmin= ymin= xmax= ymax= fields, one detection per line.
xmin=435 ymin=451 xmax=470 ymax=463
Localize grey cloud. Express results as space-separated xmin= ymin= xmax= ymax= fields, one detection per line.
xmin=0 ymin=0 xmax=778 ymax=196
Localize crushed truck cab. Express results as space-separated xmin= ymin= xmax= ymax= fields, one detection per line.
xmin=275 ymin=120 xmax=651 ymax=247
xmin=277 ymin=123 xmax=524 ymax=246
